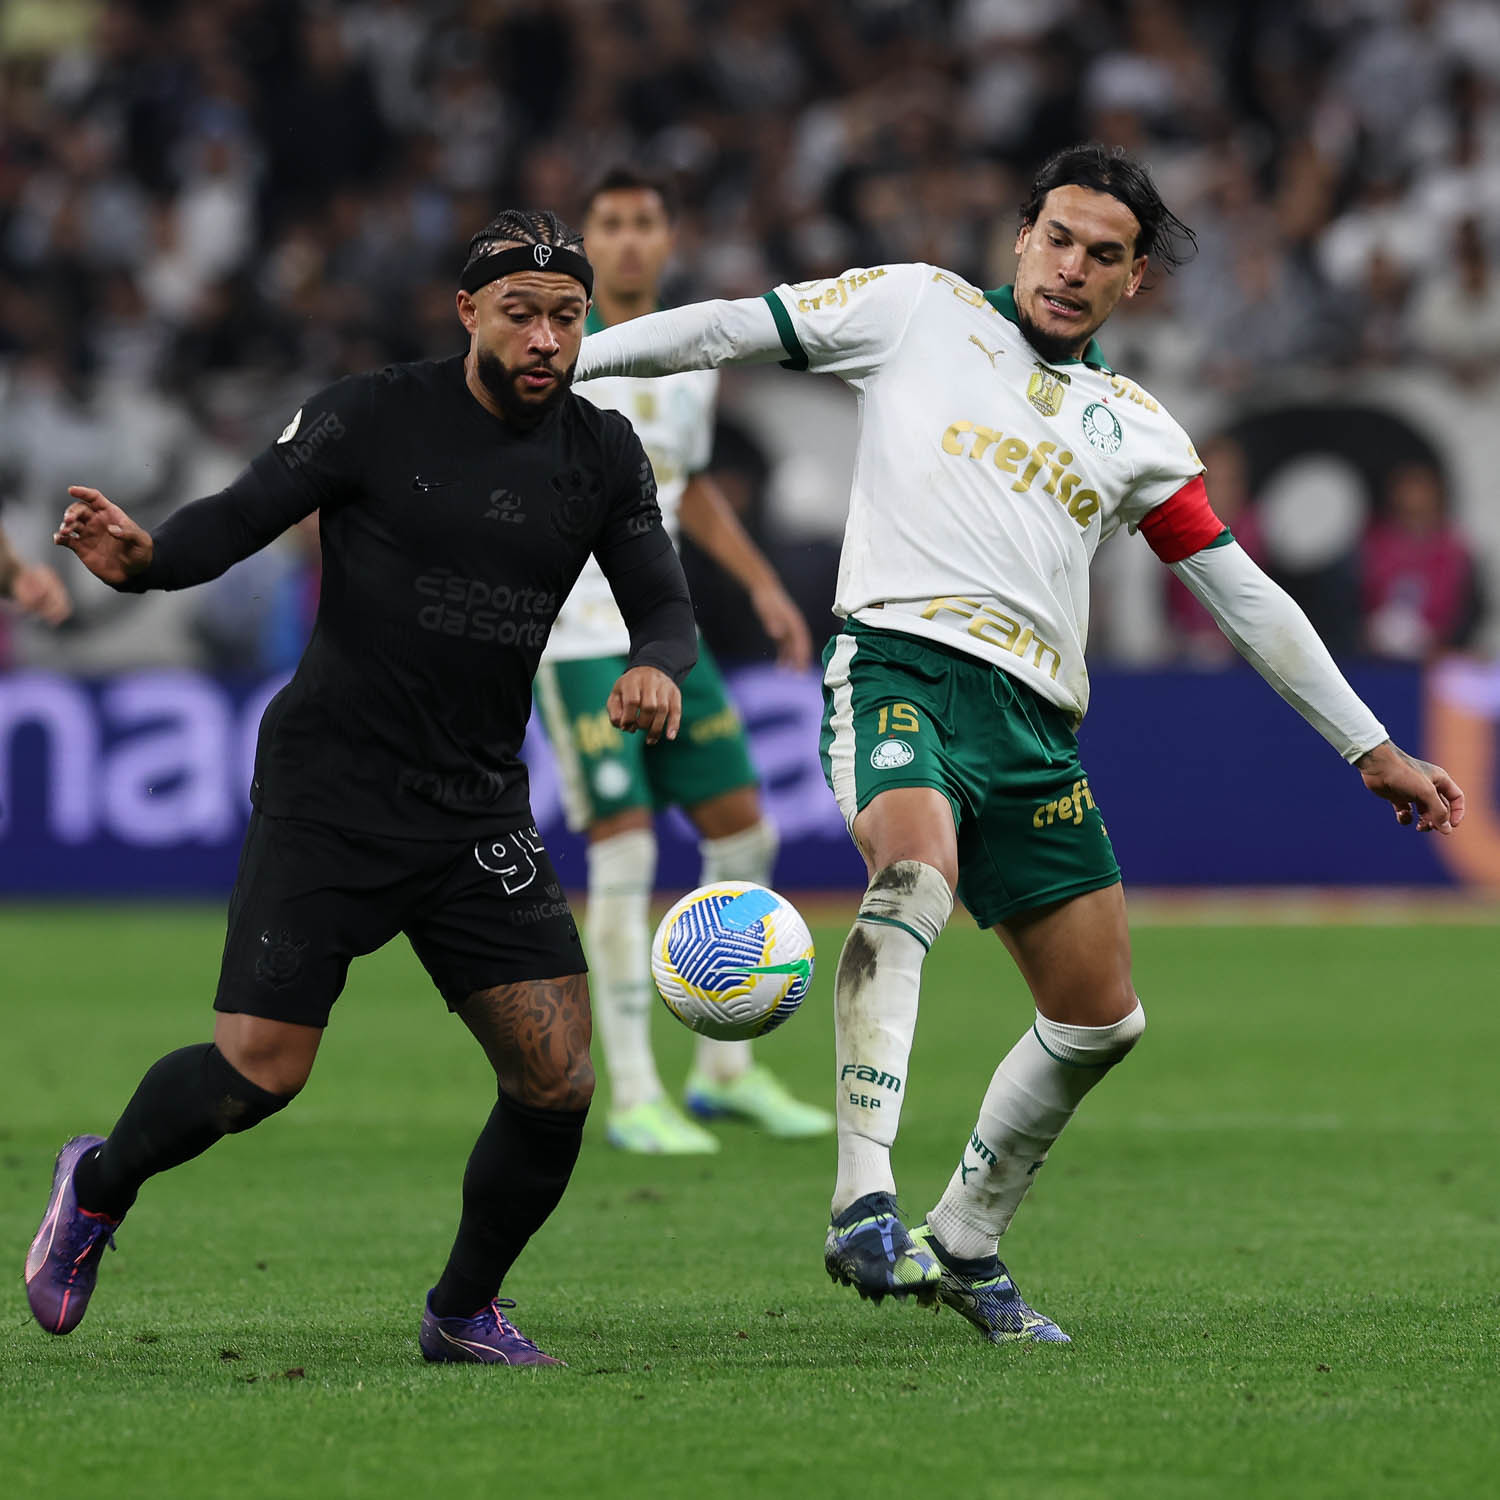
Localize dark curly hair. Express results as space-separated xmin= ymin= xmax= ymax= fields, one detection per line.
xmin=1020 ymin=144 xmax=1197 ymax=272
xmin=462 ymin=209 xmax=585 ymax=279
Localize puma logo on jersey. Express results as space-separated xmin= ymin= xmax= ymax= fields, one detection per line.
xmin=968 ymin=335 xmax=1003 ymax=367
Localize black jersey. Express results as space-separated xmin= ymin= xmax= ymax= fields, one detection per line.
xmin=125 ymin=355 xmax=696 ymax=838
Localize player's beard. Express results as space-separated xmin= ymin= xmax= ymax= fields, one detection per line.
xmin=1013 ymin=298 xmax=1095 ymax=367
xmin=476 ymin=346 xmax=575 ymax=427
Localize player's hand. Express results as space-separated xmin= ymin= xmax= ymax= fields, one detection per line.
xmin=1356 ymin=740 xmax=1465 ymax=835
xmin=751 ymin=581 xmax=813 ymax=672
xmin=53 ymin=486 xmax=153 ymax=585
xmin=608 ymin=666 xmax=682 ymax=745
xmin=10 ymin=562 xmax=72 ymax=624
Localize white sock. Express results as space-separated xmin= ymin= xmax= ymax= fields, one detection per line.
xmin=831 ymin=861 xmax=953 ymax=1216
xmin=585 ymin=829 xmax=661 ymax=1113
xmin=693 ymin=818 xmax=780 ymax=1084
xmin=926 ymin=1003 xmax=1146 ymax=1260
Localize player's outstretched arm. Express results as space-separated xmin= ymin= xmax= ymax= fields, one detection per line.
xmin=53 ymin=486 xmax=154 ymax=586
xmin=678 ymin=475 xmax=812 ymax=670
xmin=53 ymin=379 xmax=367 ymax=595
xmin=576 ymin=297 xmax=785 ymax=381
xmin=1170 ymin=539 xmax=1464 ymax=834
xmin=54 ymin=457 xmax=324 ymax=594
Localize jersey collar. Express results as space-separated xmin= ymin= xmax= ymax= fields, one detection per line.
xmin=985 ymin=284 xmax=1112 ymax=373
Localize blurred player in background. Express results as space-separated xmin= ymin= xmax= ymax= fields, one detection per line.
xmin=536 ymin=168 xmax=832 ymax=1153
xmin=576 ymin=144 xmax=1465 ymax=1343
xmin=0 ymin=520 xmax=71 ymax=633
xmin=28 ymin=211 xmax=697 ymax=1366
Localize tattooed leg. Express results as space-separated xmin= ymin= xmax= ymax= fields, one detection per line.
xmin=428 ymin=974 xmax=593 ymax=1316
xmin=457 ymin=972 xmax=595 ymax=1111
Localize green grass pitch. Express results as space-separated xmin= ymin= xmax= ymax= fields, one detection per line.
xmin=2 ymin=903 xmax=1497 ymax=1499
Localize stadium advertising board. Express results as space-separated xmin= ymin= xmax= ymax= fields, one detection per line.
xmin=0 ymin=661 xmax=1480 ymax=895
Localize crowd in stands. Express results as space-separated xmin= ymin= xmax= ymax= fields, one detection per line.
xmin=1 ymin=0 xmax=1495 ymax=670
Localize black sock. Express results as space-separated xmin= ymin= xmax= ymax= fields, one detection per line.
xmin=429 ymin=1089 xmax=588 ymax=1318
xmin=927 ymin=1227 xmax=1000 ymax=1277
xmin=73 ymin=1043 xmax=295 ymax=1220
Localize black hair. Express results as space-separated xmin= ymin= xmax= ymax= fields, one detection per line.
xmin=462 ymin=209 xmax=585 ymax=279
xmin=1020 ymin=144 xmax=1197 ymax=271
xmin=581 ymin=166 xmax=679 ymax=221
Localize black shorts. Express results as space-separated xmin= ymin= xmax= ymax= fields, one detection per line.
xmin=214 ymin=812 xmax=586 ymax=1027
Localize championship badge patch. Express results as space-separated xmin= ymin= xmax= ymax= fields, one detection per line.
xmin=1027 ymin=363 xmax=1070 ymax=417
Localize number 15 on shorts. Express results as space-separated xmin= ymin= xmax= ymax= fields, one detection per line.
xmin=876 ymin=702 xmax=920 ymax=735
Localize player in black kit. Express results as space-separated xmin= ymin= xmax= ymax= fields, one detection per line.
xmin=25 ymin=211 xmax=696 ymax=1367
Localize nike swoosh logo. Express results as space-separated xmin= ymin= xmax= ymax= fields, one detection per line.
xmin=26 ymin=1198 xmax=61 ymax=1282
xmin=725 ymin=958 xmax=812 ymax=984
xmin=411 ymin=476 xmax=457 ymax=492
xmin=439 ymin=1327 xmax=511 ymax=1364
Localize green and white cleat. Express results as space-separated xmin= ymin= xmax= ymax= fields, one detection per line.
xmin=684 ymin=1065 xmax=834 ymax=1139
xmin=824 ymin=1192 xmax=942 ymax=1305
xmin=606 ymin=1097 xmax=721 ymax=1155
xmin=910 ymin=1223 xmax=1071 ymax=1343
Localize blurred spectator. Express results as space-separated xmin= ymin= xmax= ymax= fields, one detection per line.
xmin=0 ymin=0 xmax=1497 ymax=673
xmin=1408 ymin=217 xmax=1500 ymax=382
xmin=1362 ymin=462 xmax=1482 ymax=660
xmin=1 ymin=0 xmax=1492 ymax=407
xmin=0 ymin=515 xmax=71 ymax=668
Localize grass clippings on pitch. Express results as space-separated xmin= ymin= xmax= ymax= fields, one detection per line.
xmin=2 ymin=906 xmax=1497 ymax=1500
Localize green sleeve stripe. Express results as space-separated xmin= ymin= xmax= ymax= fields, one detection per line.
xmin=763 ymin=291 xmax=809 ymax=371
xmin=1031 ymin=1023 xmax=1115 ymax=1068
xmin=856 ymin=912 xmax=931 ymax=951
xmin=1202 ymin=527 xmax=1236 ymax=551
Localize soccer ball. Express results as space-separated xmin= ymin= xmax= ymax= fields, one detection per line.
xmin=651 ymin=882 xmax=815 ymax=1041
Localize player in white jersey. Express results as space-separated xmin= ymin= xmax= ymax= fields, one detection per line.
xmin=575 ymin=145 xmax=1464 ymax=1341
xmin=537 ymin=168 xmax=831 ymax=1154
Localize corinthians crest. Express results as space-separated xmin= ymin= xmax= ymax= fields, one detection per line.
xmin=1026 ymin=362 xmax=1070 ymax=417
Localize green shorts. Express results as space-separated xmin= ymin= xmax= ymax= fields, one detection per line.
xmin=534 ymin=641 xmax=758 ymax=831
xmin=819 ymin=620 xmax=1120 ymax=927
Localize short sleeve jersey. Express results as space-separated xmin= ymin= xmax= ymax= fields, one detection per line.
xmin=546 ymin=319 xmax=718 ymax=661
xmin=765 ymin=266 xmax=1204 ymax=721
xmin=245 ymin=355 xmax=668 ymax=838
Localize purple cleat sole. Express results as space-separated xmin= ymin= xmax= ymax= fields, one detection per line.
xmin=419 ymin=1291 xmax=563 ymax=1367
xmin=25 ymin=1135 xmax=119 ymax=1336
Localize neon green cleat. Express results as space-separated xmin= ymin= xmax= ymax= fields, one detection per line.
xmin=684 ymin=1065 xmax=835 ymax=1139
xmin=605 ymin=1097 xmax=721 ymax=1155
xmin=909 ymin=1223 xmax=1071 ymax=1343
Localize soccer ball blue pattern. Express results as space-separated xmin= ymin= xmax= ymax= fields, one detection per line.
xmin=652 ymin=882 xmax=815 ymax=1041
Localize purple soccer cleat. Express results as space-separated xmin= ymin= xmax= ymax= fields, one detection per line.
xmin=25 ymin=1135 xmax=120 ymax=1336
xmin=419 ymin=1291 xmax=564 ymax=1367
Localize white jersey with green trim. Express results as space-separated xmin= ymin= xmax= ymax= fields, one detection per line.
xmin=544 ymin=366 xmax=719 ymax=662
xmin=768 ymin=263 xmax=1203 ymax=721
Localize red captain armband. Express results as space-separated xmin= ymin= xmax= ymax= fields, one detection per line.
xmin=1137 ymin=475 xmax=1227 ymax=563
